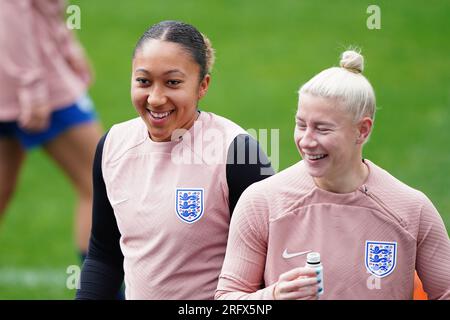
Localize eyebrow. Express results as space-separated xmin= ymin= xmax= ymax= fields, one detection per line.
xmin=296 ymin=117 xmax=335 ymax=126
xmin=134 ymin=68 xmax=186 ymax=76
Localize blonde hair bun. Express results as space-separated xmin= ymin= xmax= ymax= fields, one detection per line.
xmin=299 ymin=48 xmax=376 ymax=121
xmin=339 ymin=50 xmax=364 ymax=74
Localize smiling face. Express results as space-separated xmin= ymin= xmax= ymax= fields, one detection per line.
xmin=294 ymin=93 xmax=372 ymax=192
xmin=131 ymin=39 xmax=210 ymax=142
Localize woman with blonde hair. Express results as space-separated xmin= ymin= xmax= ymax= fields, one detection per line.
xmin=215 ymin=50 xmax=450 ymax=299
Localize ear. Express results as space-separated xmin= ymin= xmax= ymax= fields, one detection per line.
xmin=356 ymin=117 xmax=373 ymax=145
xmin=198 ymin=74 xmax=210 ymax=100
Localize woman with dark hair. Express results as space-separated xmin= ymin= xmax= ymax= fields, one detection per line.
xmin=76 ymin=20 xmax=273 ymax=300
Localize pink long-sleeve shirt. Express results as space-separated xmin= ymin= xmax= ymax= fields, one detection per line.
xmin=0 ymin=0 xmax=87 ymax=121
xmin=216 ymin=160 xmax=450 ymax=300
xmin=102 ymin=112 xmax=247 ymax=299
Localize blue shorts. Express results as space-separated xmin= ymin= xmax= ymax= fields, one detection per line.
xmin=0 ymin=94 xmax=97 ymax=150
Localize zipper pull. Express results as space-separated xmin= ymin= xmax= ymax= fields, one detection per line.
xmin=362 ymin=185 xmax=369 ymax=194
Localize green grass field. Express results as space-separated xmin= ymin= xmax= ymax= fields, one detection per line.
xmin=0 ymin=0 xmax=449 ymax=299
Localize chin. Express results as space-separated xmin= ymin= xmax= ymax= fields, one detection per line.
xmin=307 ymin=170 xmax=324 ymax=178
xmin=304 ymin=164 xmax=326 ymax=178
xmin=151 ymin=134 xmax=171 ymax=142
xmin=146 ymin=127 xmax=168 ymax=142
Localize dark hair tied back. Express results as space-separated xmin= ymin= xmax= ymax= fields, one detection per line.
xmin=134 ymin=20 xmax=215 ymax=80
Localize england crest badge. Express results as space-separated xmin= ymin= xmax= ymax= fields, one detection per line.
xmin=365 ymin=241 xmax=397 ymax=278
xmin=175 ymin=188 xmax=204 ymax=224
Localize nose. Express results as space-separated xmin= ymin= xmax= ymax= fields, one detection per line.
xmin=298 ymin=128 xmax=318 ymax=150
xmin=147 ymin=85 xmax=167 ymax=108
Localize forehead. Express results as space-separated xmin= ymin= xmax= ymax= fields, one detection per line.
xmin=297 ymin=94 xmax=352 ymax=123
xmin=133 ymin=39 xmax=199 ymax=75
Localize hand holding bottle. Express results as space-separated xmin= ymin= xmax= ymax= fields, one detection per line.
xmin=273 ymin=267 xmax=320 ymax=300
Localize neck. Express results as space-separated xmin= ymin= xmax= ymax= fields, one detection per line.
xmin=185 ymin=109 xmax=200 ymax=128
xmin=314 ymin=159 xmax=369 ymax=193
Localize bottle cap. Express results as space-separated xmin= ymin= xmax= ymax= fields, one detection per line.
xmin=306 ymin=252 xmax=321 ymax=264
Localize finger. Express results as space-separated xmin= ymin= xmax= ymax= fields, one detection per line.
xmin=35 ymin=121 xmax=49 ymax=132
xmin=18 ymin=120 xmax=33 ymax=131
xmin=279 ymin=285 xmax=319 ymax=300
xmin=279 ymin=267 xmax=317 ymax=282
xmin=18 ymin=114 xmax=30 ymax=129
xmin=280 ymin=282 xmax=319 ymax=294
xmin=281 ymin=278 xmax=319 ymax=296
xmin=301 ymin=293 xmax=320 ymax=300
xmin=277 ymin=291 xmax=306 ymax=300
xmin=21 ymin=119 xmax=48 ymax=133
xmin=298 ymin=284 xmax=320 ymax=300
xmin=290 ymin=276 xmax=320 ymax=291
xmin=276 ymin=276 xmax=318 ymax=294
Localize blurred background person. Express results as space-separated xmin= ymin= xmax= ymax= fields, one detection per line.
xmin=0 ymin=0 xmax=103 ymax=264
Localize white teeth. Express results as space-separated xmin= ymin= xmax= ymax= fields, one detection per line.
xmin=149 ymin=110 xmax=172 ymax=119
xmin=307 ymin=154 xmax=326 ymax=160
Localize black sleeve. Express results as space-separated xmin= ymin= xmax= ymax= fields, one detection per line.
xmin=226 ymin=134 xmax=275 ymax=214
xmin=75 ymin=132 xmax=124 ymax=300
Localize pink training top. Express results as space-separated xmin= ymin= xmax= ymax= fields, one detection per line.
xmin=102 ymin=112 xmax=247 ymax=299
xmin=0 ymin=0 xmax=87 ymax=121
xmin=216 ymin=160 xmax=450 ymax=300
